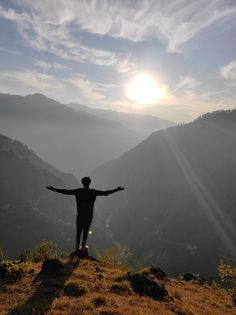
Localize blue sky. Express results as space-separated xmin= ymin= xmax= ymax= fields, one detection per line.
xmin=0 ymin=0 xmax=236 ymax=122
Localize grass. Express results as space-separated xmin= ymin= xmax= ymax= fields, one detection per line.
xmin=0 ymin=257 xmax=235 ymax=315
xmin=172 ymin=290 xmax=183 ymax=300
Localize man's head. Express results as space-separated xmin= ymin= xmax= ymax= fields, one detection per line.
xmin=81 ymin=176 xmax=91 ymax=188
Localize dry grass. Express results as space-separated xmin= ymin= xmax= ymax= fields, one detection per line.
xmin=0 ymin=258 xmax=234 ymax=315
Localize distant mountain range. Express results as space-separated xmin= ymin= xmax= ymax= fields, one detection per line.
xmin=0 ymin=93 xmax=145 ymax=177
xmin=92 ymin=109 xmax=236 ymax=277
xmin=1 ymin=91 xmax=235 ymax=277
xmin=0 ymin=134 xmax=115 ymax=258
xmin=68 ymin=102 xmax=174 ymax=135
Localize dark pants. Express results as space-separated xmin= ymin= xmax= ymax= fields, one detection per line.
xmin=76 ymin=213 xmax=93 ymax=248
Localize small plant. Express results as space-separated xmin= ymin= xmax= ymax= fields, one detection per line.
xmin=64 ymin=280 xmax=87 ymax=297
xmin=18 ymin=250 xmax=34 ymax=262
xmin=0 ymin=260 xmax=30 ymax=279
xmin=218 ymin=259 xmax=236 ymax=303
xmin=0 ymin=244 xmax=8 ymax=263
xmin=22 ymin=240 xmax=63 ymax=262
xmin=96 ymin=246 xmax=153 ymax=271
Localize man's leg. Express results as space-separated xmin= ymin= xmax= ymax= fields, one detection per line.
xmin=76 ymin=215 xmax=83 ymax=249
xmin=82 ymin=215 xmax=93 ymax=249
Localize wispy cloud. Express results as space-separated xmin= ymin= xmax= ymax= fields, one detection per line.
xmin=0 ymin=70 xmax=64 ymax=91
xmin=66 ymin=75 xmax=106 ymax=102
xmin=35 ymin=59 xmax=70 ymax=70
xmin=176 ymin=75 xmax=202 ymax=90
xmin=0 ymin=3 xmax=136 ymax=72
xmin=8 ymin=0 xmax=234 ymax=53
xmin=220 ymin=60 xmax=236 ymax=81
xmin=74 ymin=0 xmax=236 ymax=52
xmin=0 ymin=0 xmax=234 ymax=73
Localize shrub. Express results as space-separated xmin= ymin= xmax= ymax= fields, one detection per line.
xmin=0 ymin=260 xmax=30 ymax=279
xmin=96 ymin=246 xmax=153 ymax=271
xmin=20 ymin=240 xmax=63 ymax=262
xmin=0 ymin=244 xmax=8 ymax=263
xmin=218 ymin=259 xmax=236 ymax=303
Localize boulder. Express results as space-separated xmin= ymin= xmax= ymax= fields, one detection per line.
xmin=40 ymin=258 xmax=64 ymax=275
xmin=127 ymin=272 xmax=168 ymax=300
xmin=183 ymin=272 xmax=206 ymax=284
xmin=149 ymin=266 xmax=166 ymax=279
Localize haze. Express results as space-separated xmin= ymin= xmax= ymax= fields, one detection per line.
xmin=0 ymin=0 xmax=236 ymax=280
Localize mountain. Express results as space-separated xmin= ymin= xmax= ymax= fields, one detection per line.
xmin=0 ymin=134 xmax=115 ymax=258
xmin=68 ymin=102 xmax=175 ymax=135
xmin=92 ymin=109 xmax=236 ymax=278
xmin=0 ymin=93 xmax=142 ymax=177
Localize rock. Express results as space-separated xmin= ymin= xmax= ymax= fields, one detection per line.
xmin=87 ymin=256 xmax=99 ymax=262
xmin=110 ymin=284 xmax=131 ymax=294
xmin=127 ymin=272 xmax=168 ymax=300
xmin=69 ymin=249 xmax=88 ymax=258
xmin=149 ymin=266 xmax=166 ymax=279
xmin=40 ymin=258 xmax=64 ymax=275
xmin=183 ymin=272 xmax=206 ymax=284
xmin=92 ymin=296 xmax=106 ymax=307
xmin=97 ymin=273 xmax=105 ymax=280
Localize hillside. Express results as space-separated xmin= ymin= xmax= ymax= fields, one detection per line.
xmin=0 ymin=93 xmax=142 ymax=177
xmin=68 ymin=102 xmax=175 ymax=135
xmin=92 ymin=109 xmax=236 ymax=277
xmin=0 ymin=134 xmax=115 ymax=258
xmin=0 ymin=256 xmax=234 ymax=315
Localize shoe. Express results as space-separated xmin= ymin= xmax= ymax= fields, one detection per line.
xmin=81 ymin=245 xmax=89 ymax=251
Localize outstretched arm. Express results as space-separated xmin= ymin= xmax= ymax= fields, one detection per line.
xmin=46 ymin=185 xmax=77 ymax=195
xmin=96 ymin=186 xmax=125 ymax=196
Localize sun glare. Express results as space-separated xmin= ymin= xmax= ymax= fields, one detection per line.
xmin=125 ymin=73 xmax=165 ymax=106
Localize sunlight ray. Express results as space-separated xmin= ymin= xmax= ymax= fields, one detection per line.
xmin=163 ymin=131 xmax=236 ymax=257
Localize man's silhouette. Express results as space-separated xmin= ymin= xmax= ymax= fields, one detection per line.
xmin=46 ymin=177 xmax=124 ymax=253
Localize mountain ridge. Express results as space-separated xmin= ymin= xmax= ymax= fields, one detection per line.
xmin=68 ymin=101 xmax=175 ymax=135
xmin=0 ymin=134 xmax=116 ymax=258
xmin=0 ymin=93 xmax=142 ymax=176
xmin=92 ymin=108 xmax=236 ymax=277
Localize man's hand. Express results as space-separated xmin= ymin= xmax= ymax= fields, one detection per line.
xmin=116 ymin=186 xmax=125 ymax=191
xmin=46 ymin=185 xmax=55 ymax=191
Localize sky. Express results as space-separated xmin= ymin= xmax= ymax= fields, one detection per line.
xmin=0 ymin=0 xmax=236 ymax=122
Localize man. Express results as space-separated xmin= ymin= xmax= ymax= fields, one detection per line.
xmin=46 ymin=177 xmax=124 ymax=253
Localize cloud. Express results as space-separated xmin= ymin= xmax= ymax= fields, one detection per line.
xmin=0 ymin=70 xmax=64 ymax=91
xmin=176 ymin=75 xmax=202 ymax=90
xmin=0 ymin=3 xmax=136 ymax=73
xmin=220 ymin=60 xmax=236 ymax=81
xmin=35 ymin=59 xmax=70 ymax=70
xmin=66 ymin=75 xmax=106 ymax=102
xmin=0 ymin=0 xmax=234 ymax=75
xmin=78 ymin=0 xmax=236 ymax=52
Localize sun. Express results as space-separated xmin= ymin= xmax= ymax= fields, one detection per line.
xmin=125 ymin=73 xmax=165 ymax=105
